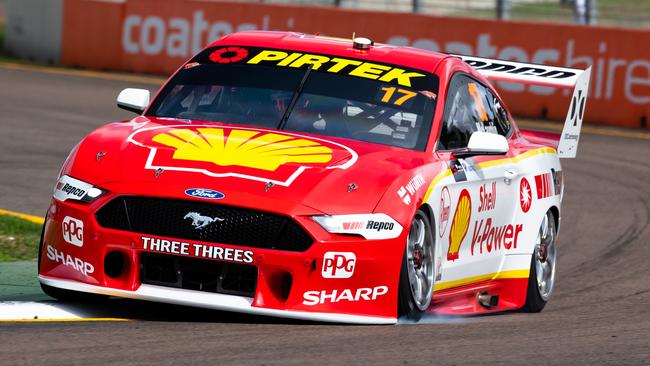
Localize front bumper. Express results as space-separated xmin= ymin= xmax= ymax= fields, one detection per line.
xmin=39 ymin=276 xmax=395 ymax=324
xmin=39 ymin=192 xmax=405 ymax=324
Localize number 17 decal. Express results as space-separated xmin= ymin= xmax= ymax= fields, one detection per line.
xmin=380 ymin=87 xmax=417 ymax=106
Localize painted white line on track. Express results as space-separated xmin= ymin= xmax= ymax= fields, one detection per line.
xmin=0 ymin=301 xmax=127 ymax=322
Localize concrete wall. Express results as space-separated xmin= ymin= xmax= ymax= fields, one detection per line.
xmin=5 ymin=0 xmax=62 ymax=63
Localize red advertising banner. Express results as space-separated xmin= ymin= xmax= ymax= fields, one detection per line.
xmin=61 ymin=0 xmax=650 ymax=128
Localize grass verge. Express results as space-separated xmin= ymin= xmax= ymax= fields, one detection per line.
xmin=0 ymin=214 xmax=42 ymax=262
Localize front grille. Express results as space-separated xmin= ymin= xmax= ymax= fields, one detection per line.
xmin=140 ymin=252 xmax=257 ymax=297
xmin=95 ymin=196 xmax=313 ymax=252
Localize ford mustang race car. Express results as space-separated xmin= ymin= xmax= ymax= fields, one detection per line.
xmin=38 ymin=31 xmax=591 ymax=324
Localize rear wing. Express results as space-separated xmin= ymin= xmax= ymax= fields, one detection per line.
xmin=455 ymin=55 xmax=592 ymax=158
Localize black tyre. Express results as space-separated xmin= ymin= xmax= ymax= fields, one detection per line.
xmin=398 ymin=209 xmax=435 ymax=320
xmin=522 ymin=210 xmax=557 ymax=312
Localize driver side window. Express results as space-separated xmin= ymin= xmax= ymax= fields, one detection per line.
xmin=438 ymin=74 xmax=510 ymax=150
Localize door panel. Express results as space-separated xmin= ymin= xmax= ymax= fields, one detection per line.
xmin=436 ymin=153 xmax=517 ymax=287
xmin=432 ymin=73 xmax=520 ymax=290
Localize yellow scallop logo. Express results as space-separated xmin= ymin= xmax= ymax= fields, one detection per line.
xmin=447 ymin=189 xmax=471 ymax=261
xmin=151 ymin=127 xmax=333 ymax=171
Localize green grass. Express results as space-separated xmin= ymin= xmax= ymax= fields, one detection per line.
xmin=0 ymin=215 xmax=43 ymax=261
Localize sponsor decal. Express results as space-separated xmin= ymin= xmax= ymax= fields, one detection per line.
xmin=184 ymin=211 xmax=224 ymax=230
xmin=313 ymin=214 xmax=403 ymax=240
xmin=142 ymin=236 xmax=254 ymax=263
xmin=58 ymin=184 xmax=86 ymax=199
xmin=471 ymin=219 xmax=523 ymax=255
xmin=365 ymin=220 xmax=394 ymax=231
xmin=552 ymin=169 xmax=563 ymax=196
xmin=519 ymin=177 xmax=532 ymax=213
xmin=302 ymin=286 xmax=388 ymax=306
xmin=129 ymin=125 xmax=357 ymax=186
xmin=449 ymin=160 xmax=467 ymax=182
xmin=460 ymin=56 xmax=577 ymax=80
xmin=342 ymin=221 xmax=364 ymax=230
xmin=438 ymin=186 xmax=451 ymax=237
xmin=322 ymin=252 xmax=356 ymax=279
xmin=568 ymin=89 xmax=587 ymax=127
xmin=62 ymin=216 xmax=84 ymax=247
xmin=447 ymin=189 xmax=471 ymax=261
xmin=152 ymin=127 xmax=332 ymax=170
xmin=337 ymin=219 xmax=397 ymax=236
xmin=535 ymin=172 xmax=555 ymax=199
xmin=184 ymin=188 xmax=225 ymax=200
xmin=208 ymin=46 xmax=248 ymax=63
xmin=53 ymin=175 xmax=93 ymax=202
xmin=478 ymin=181 xmax=497 ymax=212
xmin=397 ymin=174 xmax=426 ymax=205
xmin=46 ymin=245 xmax=94 ymax=275
xmin=244 ymin=49 xmax=425 ymax=88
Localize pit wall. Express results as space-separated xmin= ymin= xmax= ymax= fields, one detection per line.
xmin=6 ymin=0 xmax=650 ymax=128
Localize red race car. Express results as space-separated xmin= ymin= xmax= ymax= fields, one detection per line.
xmin=39 ymin=31 xmax=591 ymax=324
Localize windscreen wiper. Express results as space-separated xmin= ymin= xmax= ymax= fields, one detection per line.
xmin=277 ymin=65 xmax=314 ymax=130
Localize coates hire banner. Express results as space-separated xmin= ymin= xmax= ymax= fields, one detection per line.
xmin=61 ymin=0 xmax=650 ymax=128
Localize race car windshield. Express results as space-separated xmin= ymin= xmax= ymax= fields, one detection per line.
xmin=147 ymin=46 xmax=439 ymax=150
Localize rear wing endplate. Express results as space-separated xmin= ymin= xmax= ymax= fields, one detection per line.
xmin=455 ymin=55 xmax=592 ymax=158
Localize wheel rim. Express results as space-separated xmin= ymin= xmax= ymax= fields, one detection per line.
xmin=406 ymin=216 xmax=435 ymax=311
xmin=534 ymin=211 xmax=557 ymax=301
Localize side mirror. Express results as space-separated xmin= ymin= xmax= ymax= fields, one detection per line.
xmin=117 ymin=88 xmax=150 ymax=114
xmin=452 ymin=131 xmax=509 ymax=158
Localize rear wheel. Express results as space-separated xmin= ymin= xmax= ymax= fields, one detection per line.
xmin=398 ymin=209 xmax=435 ymax=320
xmin=522 ymin=210 xmax=557 ymax=312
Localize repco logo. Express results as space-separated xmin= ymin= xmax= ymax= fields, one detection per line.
xmin=62 ymin=216 xmax=84 ymax=247
xmin=322 ymin=252 xmax=356 ymax=279
xmin=61 ymin=183 xmax=86 ymax=198
xmin=366 ymin=221 xmax=394 ymax=231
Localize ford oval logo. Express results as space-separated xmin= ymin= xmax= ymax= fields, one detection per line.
xmin=184 ymin=188 xmax=225 ymax=200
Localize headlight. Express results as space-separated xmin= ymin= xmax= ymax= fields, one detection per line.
xmin=53 ymin=175 xmax=106 ymax=203
xmin=311 ymin=213 xmax=403 ymax=240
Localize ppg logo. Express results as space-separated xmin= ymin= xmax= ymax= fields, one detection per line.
xmin=322 ymin=252 xmax=356 ymax=279
xmin=62 ymin=216 xmax=84 ymax=247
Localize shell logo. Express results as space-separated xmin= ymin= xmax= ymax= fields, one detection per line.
xmin=447 ymin=189 xmax=472 ymax=261
xmin=152 ymin=128 xmax=333 ymax=171
xmin=128 ymin=125 xmax=357 ymax=186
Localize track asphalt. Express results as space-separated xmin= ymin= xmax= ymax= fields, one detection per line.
xmin=0 ymin=65 xmax=649 ymax=365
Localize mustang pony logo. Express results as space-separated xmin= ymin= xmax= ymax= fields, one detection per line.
xmin=128 ymin=125 xmax=357 ymax=186
xmin=184 ymin=212 xmax=224 ymax=229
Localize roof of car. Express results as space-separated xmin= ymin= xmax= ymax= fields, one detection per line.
xmin=212 ymin=31 xmax=450 ymax=74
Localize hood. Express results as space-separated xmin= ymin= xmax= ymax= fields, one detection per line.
xmin=67 ymin=117 xmax=428 ymax=214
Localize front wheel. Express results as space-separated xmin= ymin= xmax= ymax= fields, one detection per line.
xmin=398 ymin=209 xmax=435 ymax=320
xmin=522 ymin=210 xmax=557 ymax=312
